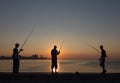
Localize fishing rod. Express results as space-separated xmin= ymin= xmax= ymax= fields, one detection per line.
xmin=88 ymin=44 xmax=100 ymax=53
xmin=59 ymin=40 xmax=64 ymax=51
xmin=20 ymin=27 xmax=35 ymax=50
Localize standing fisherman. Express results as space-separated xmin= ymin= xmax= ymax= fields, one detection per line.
xmin=51 ymin=45 xmax=60 ymax=73
xmin=99 ymin=45 xmax=107 ymax=74
xmin=12 ymin=43 xmax=23 ymax=74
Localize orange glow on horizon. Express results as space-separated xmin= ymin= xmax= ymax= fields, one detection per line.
xmin=0 ymin=41 xmax=120 ymax=60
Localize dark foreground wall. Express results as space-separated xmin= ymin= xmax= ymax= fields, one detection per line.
xmin=0 ymin=72 xmax=120 ymax=83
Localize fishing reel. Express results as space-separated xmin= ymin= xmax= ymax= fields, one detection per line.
xmin=20 ymin=49 xmax=23 ymax=51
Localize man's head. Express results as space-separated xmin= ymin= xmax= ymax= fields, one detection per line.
xmin=100 ymin=45 xmax=103 ymax=49
xmin=54 ymin=45 xmax=57 ymax=49
xmin=15 ymin=43 xmax=19 ymax=48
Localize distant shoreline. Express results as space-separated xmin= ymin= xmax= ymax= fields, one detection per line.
xmin=0 ymin=58 xmax=120 ymax=61
xmin=0 ymin=58 xmax=50 ymax=60
xmin=0 ymin=55 xmax=50 ymax=60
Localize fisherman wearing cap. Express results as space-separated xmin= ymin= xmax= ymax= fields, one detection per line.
xmin=12 ymin=43 xmax=23 ymax=74
xmin=51 ymin=45 xmax=60 ymax=73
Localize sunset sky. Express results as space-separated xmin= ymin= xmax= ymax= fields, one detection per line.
xmin=0 ymin=0 xmax=120 ymax=60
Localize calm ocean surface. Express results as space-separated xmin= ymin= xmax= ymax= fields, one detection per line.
xmin=0 ymin=60 xmax=120 ymax=73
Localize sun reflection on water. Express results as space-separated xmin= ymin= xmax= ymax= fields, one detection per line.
xmin=51 ymin=62 xmax=60 ymax=73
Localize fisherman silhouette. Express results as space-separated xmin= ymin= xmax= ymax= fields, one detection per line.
xmin=51 ymin=45 xmax=60 ymax=73
xmin=99 ymin=45 xmax=107 ymax=74
xmin=12 ymin=43 xmax=23 ymax=74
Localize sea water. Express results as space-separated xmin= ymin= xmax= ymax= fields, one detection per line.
xmin=0 ymin=60 xmax=120 ymax=73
